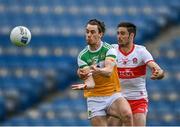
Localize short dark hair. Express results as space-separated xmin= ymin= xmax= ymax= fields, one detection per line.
xmin=117 ymin=22 xmax=136 ymax=37
xmin=87 ymin=19 xmax=106 ymax=35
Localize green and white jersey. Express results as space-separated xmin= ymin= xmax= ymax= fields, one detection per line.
xmin=78 ymin=41 xmax=117 ymax=68
xmin=77 ymin=41 xmax=121 ymax=97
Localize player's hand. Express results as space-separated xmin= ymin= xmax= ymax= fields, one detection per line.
xmin=90 ymin=64 xmax=101 ymax=76
xmin=71 ymin=84 xmax=87 ymax=90
xmin=151 ymin=68 xmax=164 ymax=80
xmin=77 ymin=68 xmax=89 ymax=80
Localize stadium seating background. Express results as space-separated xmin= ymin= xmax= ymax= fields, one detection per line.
xmin=0 ymin=0 xmax=179 ymax=126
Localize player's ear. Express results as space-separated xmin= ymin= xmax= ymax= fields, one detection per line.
xmin=129 ymin=33 xmax=135 ymax=41
xmin=130 ymin=33 xmax=135 ymax=39
xmin=99 ymin=32 xmax=103 ymax=38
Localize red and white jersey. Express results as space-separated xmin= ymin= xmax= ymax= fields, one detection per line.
xmin=112 ymin=44 xmax=154 ymax=100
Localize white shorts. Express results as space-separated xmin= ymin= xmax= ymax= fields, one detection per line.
xmin=87 ymin=92 xmax=123 ymax=119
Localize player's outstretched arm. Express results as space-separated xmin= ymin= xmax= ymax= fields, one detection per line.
xmin=147 ymin=61 xmax=165 ymax=80
xmin=72 ymin=67 xmax=95 ymax=90
xmin=90 ymin=58 xmax=116 ymax=77
xmin=71 ymin=74 xmax=95 ymax=90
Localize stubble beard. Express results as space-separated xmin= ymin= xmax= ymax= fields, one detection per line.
xmin=88 ymin=40 xmax=101 ymax=51
xmin=118 ymin=41 xmax=129 ymax=47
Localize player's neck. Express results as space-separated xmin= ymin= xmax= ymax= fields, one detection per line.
xmin=120 ymin=42 xmax=134 ymax=53
xmin=89 ymin=41 xmax=101 ymax=51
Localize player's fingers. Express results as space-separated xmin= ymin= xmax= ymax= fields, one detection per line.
xmin=71 ymin=84 xmax=84 ymax=90
xmin=71 ymin=84 xmax=80 ymax=89
xmin=72 ymin=87 xmax=78 ymax=90
xmin=152 ymin=70 xmax=159 ymax=74
xmin=71 ymin=84 xmax=80 ymax=87
xmin=71 ymin=86 xmax=78 ymax=90
xmin=154 ymin=72 xmax=159 ymax=75
xmin=79 ymin=72 xmax=87 ymax=77
xmin=152 ymin=74 xmax=158 ymax=77
xmin=89 ymin=70 xmax=93 ymax=73
xmin=151 ymin=76 xmax=156 ymax=80
xmin=151 ymin=75 xmax=157 ymax=80
xmin=82 ymin=73 xmax=90 ymax=80
xmin=79 ymin=73 xmax=89 ymax=80
xmin=151 ymin=74 xmax=160 ymax=80
xmin=79 ymin=69 xmax=84 ymax=72
xmin=72 ymin=86 xmax=82 ymax=90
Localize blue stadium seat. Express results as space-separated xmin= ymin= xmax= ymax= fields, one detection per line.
xmin=0 ymin=96 xmax=6 ymax=120
xmin=0 ymin=0 xmax=180 ymax=126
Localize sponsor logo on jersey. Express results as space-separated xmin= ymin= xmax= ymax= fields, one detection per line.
xmin=118 ymin=70 xmax=135 ymax=77
xmin=117 ymin=65 xmax=146 ymax=78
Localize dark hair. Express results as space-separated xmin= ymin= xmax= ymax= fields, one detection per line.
xmin=117 ymin=22 xmax=136 ymax=37
xmin=87 ymin=19 xmax=106 ymax=35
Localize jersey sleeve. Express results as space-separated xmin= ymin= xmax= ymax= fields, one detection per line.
xmin=141 ymin=47 xmax=154 ymax=64
xmin=106 ymin=47 xmax=117 ymax=60
xmin=77 ymin=55 xmax=88 ymax=68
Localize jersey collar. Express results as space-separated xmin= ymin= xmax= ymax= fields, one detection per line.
xmin=88 ymin=41 xmax=103 ymax=53
xmin=119 ymin=44 xmax=135 ymax=56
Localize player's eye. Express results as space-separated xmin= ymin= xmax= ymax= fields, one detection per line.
xmin=120 ymin=31 xmax=126 ymax=35
xmin=86 ymin=30 xmax=89 ymax=33
xmin=90 ymin=30 xmax=96 ymax=34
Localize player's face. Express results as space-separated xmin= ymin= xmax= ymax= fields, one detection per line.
xmin=117 ymin=27 xmax=131 ymax=47
xmin=86 ymin=24 xmax=102 ymax=45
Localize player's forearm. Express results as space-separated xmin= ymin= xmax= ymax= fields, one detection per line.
xmin=84 ymin=74 xmax=95 ymax=88
xmin=147 ymin=61 xmax=161 ymax=71
xmin=147 ymin=61 xmax=165 ymax=79
xmin=71 ymin=74 xmax=95 ymax=90
xmin=96 ymin=67 xmax=113 ymax=77
xmin=98 ymin=59 xmax=115 ymax=77
xmin=90 ymin=59 xmax=115 ymax=77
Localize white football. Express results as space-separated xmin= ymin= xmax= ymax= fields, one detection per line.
xmin=10 ymin=26 xmax=31 ymax=47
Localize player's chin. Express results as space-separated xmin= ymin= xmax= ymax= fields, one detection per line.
xmin=118 ymin=43 xmax=126 ymax=47
xmin=86 ymin=39 xmax=92 ymax=44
